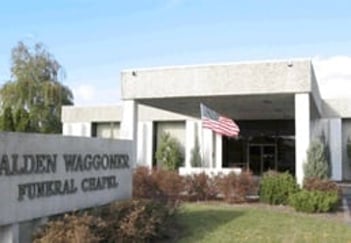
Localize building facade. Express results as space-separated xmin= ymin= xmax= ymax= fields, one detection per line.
xmin=62 ymin=59 xmax=351 ymax=184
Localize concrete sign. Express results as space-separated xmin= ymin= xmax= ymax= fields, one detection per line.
xmin=0 ymin=132 xmax=132 ymax=226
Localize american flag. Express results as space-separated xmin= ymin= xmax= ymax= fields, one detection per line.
xmin=200 ymin=103 xmax=240 ymax=137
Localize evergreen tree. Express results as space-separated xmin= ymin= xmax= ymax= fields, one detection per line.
xmin=155 ymin=132 xmax=183 ymax=170
xmin=303 ymin=139 xmax=330 ymax=179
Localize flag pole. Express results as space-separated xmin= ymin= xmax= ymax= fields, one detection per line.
xmin=201 ymin=123 xmax=205 ymax=168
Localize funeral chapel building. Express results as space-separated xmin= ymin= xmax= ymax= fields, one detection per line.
xmin=61 ymin=59 xmax=351 ymax=185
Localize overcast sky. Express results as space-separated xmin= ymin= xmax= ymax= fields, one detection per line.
xmin=0 ymin=0 xmax=351 ymax=105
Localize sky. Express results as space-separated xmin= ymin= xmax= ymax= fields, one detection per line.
xmin=0 ymin=0 xmax=351 ymax=105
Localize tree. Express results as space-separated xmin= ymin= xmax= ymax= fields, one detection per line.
xmin=155 ymin=132 xmax=183 ymax=170
xmin=1 ymin=107 xmax=15 ymax=131
xmin=0 ymin=41 xmax=73 ymax=133
xmin=303 ymin=139 xmax=330 ymax=179
xmin=14 ymin=107 xmax=31 ymax=132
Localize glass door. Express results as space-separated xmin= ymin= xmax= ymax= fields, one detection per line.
xmin=262 ymin=145 xmax=277 ymax=172
xmin=248 ymin=145 xmax=261 ymax=175
xmin=248 ymin=144 xmax=277 ymax=175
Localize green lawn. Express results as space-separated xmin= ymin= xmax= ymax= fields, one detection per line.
xmin=175 ymin=203 xmax=351 ymax=243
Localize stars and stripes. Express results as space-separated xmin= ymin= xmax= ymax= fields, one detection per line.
xmin=200 ymin=103 xmax=240 ymax=137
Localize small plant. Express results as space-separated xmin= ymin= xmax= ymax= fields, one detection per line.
xmin=289 ymin=190 xmax=339 ymax=213
xmin=184 ymin=172 xmax=218 ymax=201
xmin=34 ymin=199 xmax=179 ymax=243
xmin=101 ymin=199 xmax=178 ymax=242
xmin=133 ymin=166 xmax=164 ymax=200
xmin=152 ymin=169 xmax=184 ymax=201
xmin=303 ymin=177 xmax=340 ymax=193
xmin=155 ymin=132 xmax=183 ymax=170
xmin=133 ymin=166 xmax=184 ymax=202
xmin=259 ymin=171 xmax=299 ymax=205
xmin=304 ymin=139 xmax=330 ymax=179
xmin=33 ymin=213 xmax=104 ymax=243
xmin=217 ymin=171 xmax=256 ymax=203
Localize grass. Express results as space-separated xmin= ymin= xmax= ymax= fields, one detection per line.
xmin=175 ymin=203 xmax=351 ymax=243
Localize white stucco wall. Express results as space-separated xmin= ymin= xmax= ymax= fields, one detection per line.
xmin=62 ymin=104 xmax=192 ymax=124
xmin=95 ymin=122 xmax=120 ymax=139
xmin=63 ymin=122 xmax=91 ymax=137
xmin=62 ymin=106 xmax=122 ymax=123
xmin=122 ymin=60 xmax=313 ymax=99
xmin=323 ymin=98 xmax=351 ymax=118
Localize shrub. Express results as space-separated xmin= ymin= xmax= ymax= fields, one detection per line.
xmin=133 ymin=166 xmax=163 ymax=200
xmin=217 ymin=171 xmax=256 ymax=203
xmin=133 ymin=166 xmax=183 ymax=201
xmin=259 ymin=171 xmax=299 ymax=205
xmin=33 ymin=213 xmax=104 ymax=243
xmin=184 ymin=172 xmax=218 ymax=201
xmin=152 ymin=169 xmax=184 ymax=201
xmin=304 ymin=140 xmax=331 ymax=179
xmin=35 ymin=199 xmax=179 ymax=243
xmin=303 ymin=177 xmax=341 ymax=207
xmin=155 ymin=132 xmax=183 ymax=170
xmin=100 ymin=199 xmax=177 ymax=242
xmin=289 ymin=190 xmax=339 ymax=213
xmin=303 ymin=177 xmax=340 ymax=193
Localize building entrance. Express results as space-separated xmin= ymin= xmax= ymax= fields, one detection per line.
xmin=222 ymin=119 xmax=296 ymax=175
xmin=248 ymin=144 xmax=277 ymax=175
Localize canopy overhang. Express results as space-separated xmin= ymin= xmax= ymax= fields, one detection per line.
xmin=121 ymin=59 xmax=321 ymax=120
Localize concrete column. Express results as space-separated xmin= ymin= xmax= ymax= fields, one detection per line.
xmin=295 ymin=93 xmax=310 ymax=185
xmin=329 ymin=119 xmax=342 ymax=181
xmin=137 ymin=121 xmax=154 ymax=168
xmin=185 ymin=120 xmax=196 ymax=168
xmin=120 ymin=100 xmax=138 ymax=167
xmin=145 ymin=122 xmax=153 ymax=168
xmin=215 ymin=134 xmax=222 ymax=169
xmin=203 ymin=128 xmax=213 ymax=168
xmin=137 ymin=122 xmax=144 ymax=167
xmin=0 ymin=224 xmax=19 ymax=243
